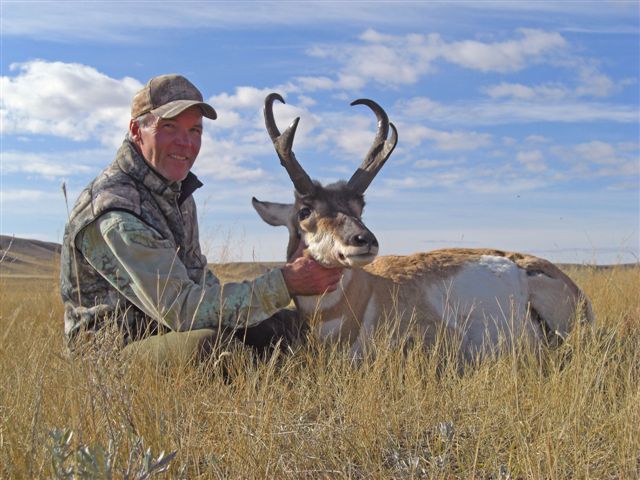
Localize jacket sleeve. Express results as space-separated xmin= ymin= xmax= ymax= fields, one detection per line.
xmin=78 ymin=211 xmax=292 ymax=332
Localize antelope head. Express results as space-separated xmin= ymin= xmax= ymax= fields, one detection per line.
xmin=252 ymin=93 xmax=398 ymax=268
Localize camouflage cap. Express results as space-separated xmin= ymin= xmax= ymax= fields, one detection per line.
xmin=131 ymin=74 xmax=217 ymax=120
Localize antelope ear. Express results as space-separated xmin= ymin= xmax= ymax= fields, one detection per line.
xmin=251 ymin=197 xmax=294 ymax=227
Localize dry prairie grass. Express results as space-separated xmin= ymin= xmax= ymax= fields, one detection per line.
xmin=0 ymin=265 xmax=638 ymax=479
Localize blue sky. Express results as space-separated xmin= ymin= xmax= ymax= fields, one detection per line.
xmin=1 ymin=1 xmax=638 ymax=264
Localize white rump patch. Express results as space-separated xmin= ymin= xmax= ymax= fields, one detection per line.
xmin=426 ymin=255 xmax=538 ymax=355
xmin=477 ymin=255 xmax=518 ymax=276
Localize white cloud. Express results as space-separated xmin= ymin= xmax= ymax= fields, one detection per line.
xmin=483 ymin=82 xmax=569 ymax=100
xmin=574 ymin=141 xmax=621 ymax=165
xmin=385 ymin=176 xmax=425 ymax=188
xmin=2 ymin=151 xmax=95 ymax=180
xmin=381 ymin=136 xmax=638 ymax=195
xmin=3 ymin=2 xmax=637 ymax=43
xmin=312 ymin=113 xmax=378 ymax=164
xmin=397 ymin=96 xmax=638 ymax=126
xmin=463 ymin=177 xmax=550 ymax=194
xmin=439 ymin=29 xmax=567 ymax=72
xmin=213 ymin=109 xmax=242 ymax=129
xmin=567 ymin=141 xmax=639 ymax=179
xmin=414 ymin=159 xmax=462 ymax=169
xmin=195 ymin=134 xmax=267 ymax=182
xmin=293 ymin=76 xmax=337 ymax=91
xmin=0 ymin=188 xmax=64 ymax=205
xmin=401 ymin=124 xmax=492 ymax=151
xmin=526 ymin=135 xmax=550 ymax=143
xmin=384 ymin=163 xmax=550 ymax=193
xmin=575 ymin=64 xmax=616 ymax=98
xmin=296 ymin=95 xmax=317 ymax=108
xmin=210 ymin=86 xmax=321 ymax=144
xmin=296 ymin=28 xmax=568 ymax=92
xmin=209 ymin=86 xmax=281 ymax=131
xmin=0 ymin=63 xmax=308 ymax=185
xmin=483 ymin=65 xmax=625 ymax=102
xmin=516 ymin=150 xmax=547 ymax=172
xmin=211 ymin=86 xmax=277 ymax=111
xmin=1 ymin=60 xmax=139 ymax=147
xmin=547 ymin=140 xmax=639 ymax=181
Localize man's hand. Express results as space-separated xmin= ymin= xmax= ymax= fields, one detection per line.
xmin=281 ymin=257 xmax=343 ymax=296
xmin=281 ymin=240 xmax=343 ymax=296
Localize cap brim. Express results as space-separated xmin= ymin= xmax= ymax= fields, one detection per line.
xmin=151 ymin=100 xmax=217 ymax=120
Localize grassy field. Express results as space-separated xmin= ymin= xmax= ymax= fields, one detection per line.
xmin=0 ymin=262 xmax=638 ymax=479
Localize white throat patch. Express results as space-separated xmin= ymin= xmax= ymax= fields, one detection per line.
xmin=304 ymin=230 xmax=340 ymax=267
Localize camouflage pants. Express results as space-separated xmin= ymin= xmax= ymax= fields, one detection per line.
xmin=121 ymin=308 xmax=305 ymax=365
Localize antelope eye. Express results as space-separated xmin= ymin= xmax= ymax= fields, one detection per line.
xmin=297 ymin=207 xmax=312 ymax=221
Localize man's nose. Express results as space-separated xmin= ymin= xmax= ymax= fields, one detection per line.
xmin=175 ymin=128 xmax=193 ymax=147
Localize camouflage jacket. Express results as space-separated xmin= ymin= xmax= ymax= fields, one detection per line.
xmin=60 ymin=140 xmax=290 ymax=345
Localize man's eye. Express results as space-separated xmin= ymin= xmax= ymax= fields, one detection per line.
xmin=298 ymin=207 xmax=312 ymax=221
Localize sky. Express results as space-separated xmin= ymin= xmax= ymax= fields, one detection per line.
xmin=1 ymin=1 xmax=639 ymax=265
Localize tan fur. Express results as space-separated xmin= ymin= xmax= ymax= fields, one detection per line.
xmin=301 ymin=244 xmax=592 ymax=349
xmin=364 ymin=247 xmax=577 ymax=281
xmin=354 ymin=248 xmax=593 ymax=350
xmin=364 ymin=248 xmax=519 ymax=282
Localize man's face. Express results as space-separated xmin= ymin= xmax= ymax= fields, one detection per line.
xmin=131 ymin=106 xmax=203 ymax=183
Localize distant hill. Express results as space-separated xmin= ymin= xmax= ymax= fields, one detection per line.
xmin=0 ymin=235 xmax=282 ymax=281
xmin=0 ymin=234 xmax=635 ymax=280
xmin=0 ymin=235 xmax=62 ymax=278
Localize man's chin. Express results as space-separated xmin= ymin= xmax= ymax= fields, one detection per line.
xmin=165 ymin=167 xmax=192 ymax=183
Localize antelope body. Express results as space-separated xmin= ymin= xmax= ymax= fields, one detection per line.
xmin=254 ymin=94 xmax=594 ymax=360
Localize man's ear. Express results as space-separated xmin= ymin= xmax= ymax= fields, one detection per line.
xmin=129 ymin=119 xmax=142 ymax=143
xmin=251 ymin=197 xmax=293 ymax=226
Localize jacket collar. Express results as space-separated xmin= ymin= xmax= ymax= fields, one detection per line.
xmin=178 ymin=171 xmax=203 ymax=205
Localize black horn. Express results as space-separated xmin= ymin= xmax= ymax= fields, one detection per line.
xmin=264 ymin=93 xmax=315 ymax=195
xmin=347 ymin=99 xmax=398 ymax=194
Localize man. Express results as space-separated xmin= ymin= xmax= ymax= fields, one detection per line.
xmin=60 ymin=74 xmax=341 ymax=361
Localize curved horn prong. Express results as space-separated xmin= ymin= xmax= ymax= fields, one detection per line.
xmin=264 ymin=92 xmax=284 ymax=140
xmin=350 ymin=98 xmax=389 ymax=151
xmin=347 ymin=99 xmax=398 ymax=194
xmin=264 ymin=93 xmax=315 ymax=195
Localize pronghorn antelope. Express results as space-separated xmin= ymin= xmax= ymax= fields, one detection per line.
xmin=253 ymin=93 xmax=594 ymax=360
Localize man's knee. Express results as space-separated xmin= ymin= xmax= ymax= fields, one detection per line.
xmin=122 ymin=327 xmax=238 ymax=365
xmin=121 ymin=309 xmax=305 ymax=365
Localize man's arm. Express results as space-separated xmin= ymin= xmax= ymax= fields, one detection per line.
xmin=79 ymin=211 xmax=292 ymax=332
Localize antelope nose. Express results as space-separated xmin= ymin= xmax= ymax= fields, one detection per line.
xmin=351 ymin=232 xmax=378 ymax=248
